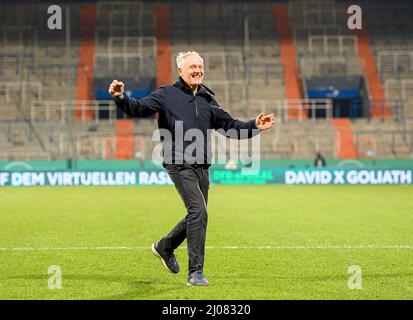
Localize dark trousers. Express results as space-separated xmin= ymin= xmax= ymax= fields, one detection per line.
xmin=157 ymin=163 xmax=209 ymax=274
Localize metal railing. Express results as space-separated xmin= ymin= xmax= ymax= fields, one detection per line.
xmin=369 ymin=99 xmax=405 ymax=120
xmin=94 ymin=52 xmax=156 ymax=78
xmin=246 ymin=63 xmax=283 ymax=85
xmin=0 ymin=52 xmax=35 ymax=76
xmin=377 ymin=51 xmax=413 ymax=80
xmin=27 ymin=97 xmax=337 ymax=124
xmin=308 ymin=35 xmax=358 ymax=55
xmin=107 ymin=36 xmax=157 ymax=58
xmin=0 ymin=81 xmax=42 ymax=104
xmin=245 ymin=99 xmax=333 ymax=122
xmin=73 ymin=131 xmax=117 ymax=160
xmin=178 ymin=51 xmax=244 ymax=79
xmin=25 ymin=63 xmax=78 ymax=85
xmin=96 ymin=26 xmax=143 ymax=46
xmin=288 ymin=0 xmax=339 ymax=27
xmin=203 ymin=80 xmax=247 ymax=110
xmin=293 ymin=25 xmax=344 ymax=39
xmin=299 ymin=54 xmax=363 ymax=77
xmin=354 ymin=130 xmax=413 ymax=158
xmin=95 ymin=1 xmax=148 ymax=46
xmin=30 ymin=100 xmax=126 ymax=124
xmin=96 ymin=1 xmax=144 ymax=30
xmin=0 ymin=26 xmax=37 ymax=48
xmin=385 ymin=79 xmax=413 ymax=103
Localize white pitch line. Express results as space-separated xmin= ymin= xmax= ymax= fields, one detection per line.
xmin=0 ymin=246 xmax=149 ymax=251
xmin=219 ymin=245 xmax=413 ymax=250
xmin=0 ymin=245 xmax=411 ymax=251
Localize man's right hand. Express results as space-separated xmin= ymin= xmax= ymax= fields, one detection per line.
xmin=108 ymin=80 xmax=125 ymax=97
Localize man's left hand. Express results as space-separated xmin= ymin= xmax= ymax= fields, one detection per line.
xmin=255 ymin=113 xmax=275 ymax=131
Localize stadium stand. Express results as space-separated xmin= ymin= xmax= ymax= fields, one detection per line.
xmin=0 ymin=0 xmax=412 ymax=161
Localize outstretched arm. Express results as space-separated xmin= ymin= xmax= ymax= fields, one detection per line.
xmin=212 ymin=101 xmax=275 ymax=139
xmin=108 ymin=80 xmax=165 ymax=117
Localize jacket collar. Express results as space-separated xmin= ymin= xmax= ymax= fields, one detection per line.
xmin=173 ymin=77 xmax=215 ymax=101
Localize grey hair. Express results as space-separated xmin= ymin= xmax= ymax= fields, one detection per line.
xmin=176 ymin=51 xmax=203 ymax=69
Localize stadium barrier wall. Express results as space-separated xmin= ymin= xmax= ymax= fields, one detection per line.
xmin=1 ymin=159 xmax=413 ymax=171
xmin=0 ymin=160 xmax=412 ymax=187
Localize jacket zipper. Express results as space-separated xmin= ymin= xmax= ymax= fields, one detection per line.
xmin=193 ymin=95 xmax=199 ymax=129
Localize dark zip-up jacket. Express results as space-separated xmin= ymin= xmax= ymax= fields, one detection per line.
xmin=114 ymin=77 xmax=259 ymax=166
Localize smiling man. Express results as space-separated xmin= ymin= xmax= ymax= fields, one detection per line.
xmin=108 ymin=51 xmax=275 ymax=287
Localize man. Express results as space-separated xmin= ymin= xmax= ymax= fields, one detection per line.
xmin=108 ymin=51 xmax=275 ymax=286
xmin=314 ymin=151 xmax=326 ymax=168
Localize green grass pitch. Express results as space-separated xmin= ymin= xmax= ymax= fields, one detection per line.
xmin=0 ymin=185 xmax=412 ymax=300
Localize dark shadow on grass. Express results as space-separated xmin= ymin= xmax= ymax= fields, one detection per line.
xmin=95 ymin=279 xmax=186 ymax=300
xmin=3 ymin=274 xmax=184 ymax=299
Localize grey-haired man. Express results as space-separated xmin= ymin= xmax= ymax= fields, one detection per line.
xmin=109 ymin=51 xmax=275 ymax=286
